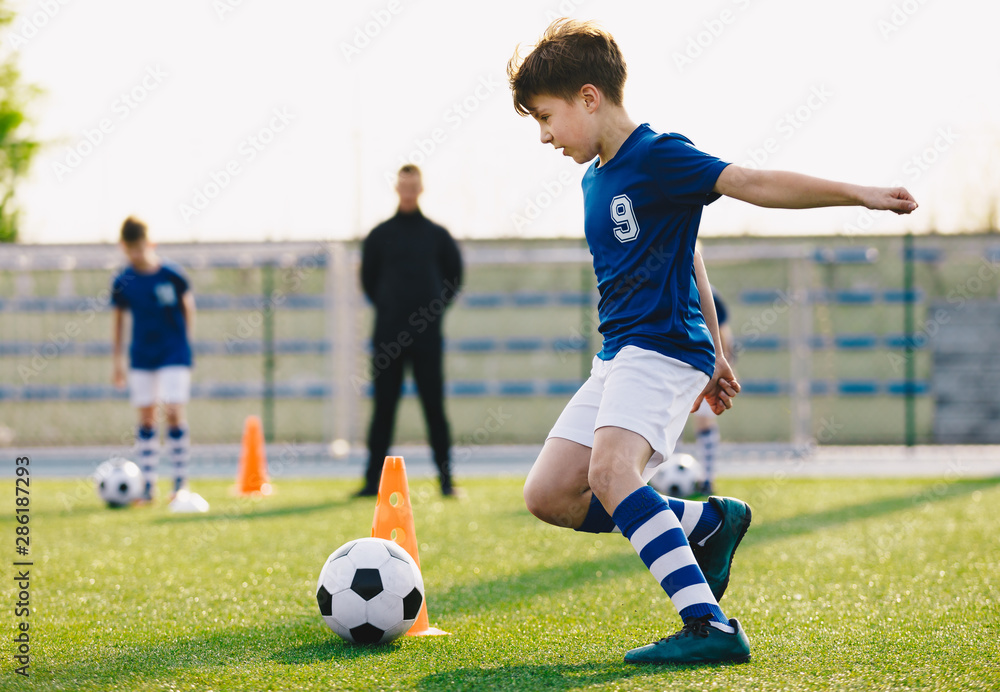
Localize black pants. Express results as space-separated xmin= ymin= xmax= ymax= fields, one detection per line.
xmin=363 ymin=336 xmax=452 ymax=491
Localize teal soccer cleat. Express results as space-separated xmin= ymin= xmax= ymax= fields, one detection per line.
xmin=691 ymin=496 xmax=752 ymax=601
xmin=624 ymin=615 xmax=751 ymax=665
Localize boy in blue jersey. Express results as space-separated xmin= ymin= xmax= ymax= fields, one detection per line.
xmin=111 ymin=217 xmax=197 ymax=506
xmin=508 ymin=19 xmax=917 ymax=664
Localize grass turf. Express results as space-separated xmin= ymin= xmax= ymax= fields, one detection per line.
xmin=4 ymin=474 xmax=999 ymax=691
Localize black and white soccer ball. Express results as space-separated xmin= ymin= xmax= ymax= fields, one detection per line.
xmin=95 ymin=457 xmax=144 ymax=507
xmin=648 ymin=453 xmax=706 ymax=498
xmin=316 ymin=537 xmax=425 ymax=645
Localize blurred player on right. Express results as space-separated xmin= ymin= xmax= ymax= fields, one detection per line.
xmin=691 ymin=283 xmax=734 ymax=496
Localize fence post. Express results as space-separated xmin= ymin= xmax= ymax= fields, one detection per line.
xmin=789 ymin=253 xmax=813 ymax=447
xmin=262 ymin=260 xmax=275 ymax=443
xmin=903 ymin=232 xmax=916 ymax=447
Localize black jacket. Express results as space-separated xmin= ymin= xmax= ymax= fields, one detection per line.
xmin=360 ymin=208 xmax=463 ymax=339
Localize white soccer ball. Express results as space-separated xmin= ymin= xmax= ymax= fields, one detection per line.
xmin=648 ymin=453 xmax=706 ymax=498
xmin=95 ymin=457 xmax=144 ymax=507
xmin=316 ymin=537 xmax=425 ymax=645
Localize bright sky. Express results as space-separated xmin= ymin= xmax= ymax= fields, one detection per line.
xmin=9 ymin=0 xmax=1000 ymax=243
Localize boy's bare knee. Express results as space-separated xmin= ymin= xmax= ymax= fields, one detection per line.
xmin=587 ymin=455 xmax=616 ymax=504
xmin=523 ymin=480 xmax=578 ymax=528
xmin=165 ymin=405 xmax=185 ymax=428
xmin=523 ymin=480 xmax=552 ymax=522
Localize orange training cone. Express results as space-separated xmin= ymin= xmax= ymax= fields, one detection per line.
xmin=371 ymin=456 xmax=448 ymax=636
xmin=235 ymin=415 xmax=272 ymax=496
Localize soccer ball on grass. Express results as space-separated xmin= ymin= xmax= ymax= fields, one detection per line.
xmin=648 ymin=453 xmax=707 ymax=498
xmin=95 ymin=457 xmax=144 ymax=507
xmin=316 ymin=537 xmax=425 ymax=645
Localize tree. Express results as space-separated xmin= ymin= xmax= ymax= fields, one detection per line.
xmin=0 ymin=4 xmax=40 ymax=243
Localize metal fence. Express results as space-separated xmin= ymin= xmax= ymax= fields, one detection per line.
xmin=1 ymin=234 xmax=998 ymax=450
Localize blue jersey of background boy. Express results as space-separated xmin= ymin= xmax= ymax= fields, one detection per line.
xmin=111 ymin=263 xmax=193 ymax=370
xmin=581 ymin=123 xmax=730 ymax=377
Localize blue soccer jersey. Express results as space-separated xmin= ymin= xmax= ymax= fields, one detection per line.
xmin=581 ymin=124 xmax=730 ymax=377
xmin=110 ymin=263 xmax=193 ymax=370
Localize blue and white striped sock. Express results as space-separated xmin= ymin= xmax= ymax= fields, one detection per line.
xmin=576 ymin=492 xmax=721 ymax=546
xmin=696 ymin=427 xmax=720 ymax=486
xmin=167 ymin=426 xmax=190 ymax=493
xmin=136 ymin=425 xmax=159 ymax=499
xmin=612 ymin=486 xmax=732 ymax=630
xmin=666 ymin=496 xmax=722 ymax=546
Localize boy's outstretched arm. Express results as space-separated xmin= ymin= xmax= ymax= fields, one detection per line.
xmin=714 ymin=165 xmax=918 ymax=214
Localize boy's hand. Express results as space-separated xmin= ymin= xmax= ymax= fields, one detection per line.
xmin=691 ymin=357 xmax=741 ymax=415
xmin=112 ymin=361 xmax=126 ymax=389
xmin=860 ymin=186 xmax=918 ymax=214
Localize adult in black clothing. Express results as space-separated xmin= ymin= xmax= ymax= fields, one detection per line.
xmin=356 ymin=164 xmax=464 ymax=497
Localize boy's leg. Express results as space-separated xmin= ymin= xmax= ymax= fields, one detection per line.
xmin=694 ymin=409 xmax=720 ymax=494
xmin=165 ymin=405 xmax=189 ymax=494
xmin=161 ymin=367 xmax=192 ymax=495
xmin=524 ymin=364 xmax=608 ymax=530
xmin=590 ymin=426 xmax=749 ymax=664
xmin=523 ymin=437 xmax=596 ymax=529
xmin=135 ymin=408 xmax=158 ymax=501
xmin=590 ymin=426 xmax=728 ymax=623
xmin=129 ymin=369 xmax=159 ymax=501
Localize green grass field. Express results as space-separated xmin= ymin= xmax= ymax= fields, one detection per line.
xmin=6 ymin=474 xmax=999 ymax=691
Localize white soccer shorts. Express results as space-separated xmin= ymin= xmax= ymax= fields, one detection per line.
xmin=128 ymin=366 xmax=192 ymax=408
xmin=546 ymin=345 xmax=709 ymax=480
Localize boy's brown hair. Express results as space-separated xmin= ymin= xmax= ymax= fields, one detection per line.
xmin=507 ymin=18 xmax=627 ymax=117
xmin=120 ymin=216 xmax=147 ymax=244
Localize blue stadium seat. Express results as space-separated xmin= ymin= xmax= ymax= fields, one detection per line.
xmin=511 ymin=293 xmax=549 ymax=307
xmin=886 ymin=380 xmax=929 ymax=395
xmin=450 ymin=381 xmax=488 ymax=396
xmin=903 ymin=246 xmax=942 ymax=263
xmin=834 ymin=334 xmax=879 ymax=349
xmin=837 ymin=380 xmax=880 ymax=395
xmin=462 ymin=293 xmax=504 ymax=308
xmin=813 ymin=246 xmax=878 ymax=264
xmin=739 ymin=380 xmax=785 ymax=395
xmin=505 ymin=338 xmax=544 ymax=351
xmin=883 ymin=289 xmax=923 ymax=303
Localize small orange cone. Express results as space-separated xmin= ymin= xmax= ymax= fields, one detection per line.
xmin=371 ymin=456 xmax=448 ymax=636
xmin=235 ymin=415 xmax=272 ymax=496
